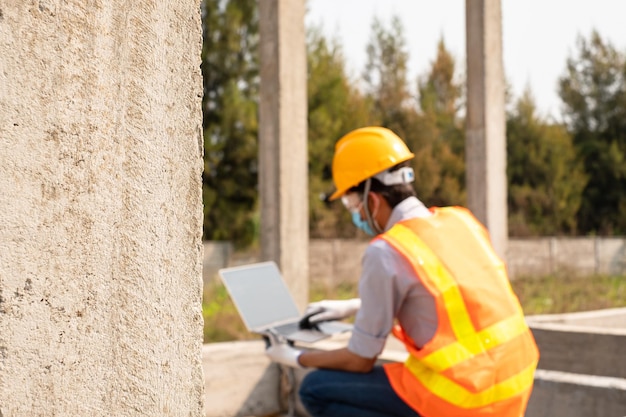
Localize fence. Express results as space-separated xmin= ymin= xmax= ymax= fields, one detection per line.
xmin=203 ymin=237 xmax=626 ymax=286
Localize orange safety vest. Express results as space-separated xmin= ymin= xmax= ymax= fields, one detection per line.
xmin=378 ymin=207 xmax=539 ymax=417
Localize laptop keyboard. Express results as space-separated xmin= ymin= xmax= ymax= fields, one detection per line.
xmin=274 ymin=321 xmax=300 ymax=335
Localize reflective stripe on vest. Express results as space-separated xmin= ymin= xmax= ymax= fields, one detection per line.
xmin=380 ymin=207 xmax=538 ymax=415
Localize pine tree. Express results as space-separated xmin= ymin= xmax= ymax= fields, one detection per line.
xmin=507 ymin=90 xmax=586 ymax=235
xmin=362 ymin=16 xmax=438 ymax=204
xmin=362 ymin=16 xmax=415 ymax=135
xmin=307 ymin=27 xmax=373 ymax=238
xmin=417 ymin=38 xmax=466 ymax=206
xmin=558 ymin=30 xmax=626 ymax=234
xmin=201 ymin=0 xmax=259 ymax=247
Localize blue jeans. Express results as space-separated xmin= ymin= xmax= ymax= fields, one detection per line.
xmin=299 ymin=366 xmax=421 ymax=417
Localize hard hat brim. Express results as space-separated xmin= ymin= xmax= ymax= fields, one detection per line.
xmin=328 ymin=188 xmax=344 ymax=201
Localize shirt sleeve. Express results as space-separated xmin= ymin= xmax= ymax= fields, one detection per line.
xmin=347 ymin=240 xmax=400 ymax=358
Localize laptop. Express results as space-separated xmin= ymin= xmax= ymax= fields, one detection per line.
xmin=218 ymin=261 xmax=353 ymax=343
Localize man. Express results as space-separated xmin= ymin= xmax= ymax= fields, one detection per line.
xmin=266 ymin=126 xmax=539 ymax=417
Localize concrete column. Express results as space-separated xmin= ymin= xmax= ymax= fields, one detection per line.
xmin=259 ymin=0 xmax=309 ymax=309
xmin=0 ymin=2 xmax=204 ymax=416
xmin=465 ymin=0 xmax=508 ymax=260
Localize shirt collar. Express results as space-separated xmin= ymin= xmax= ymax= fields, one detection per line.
xmin=384 ymin=196 xmax=432 ymax=232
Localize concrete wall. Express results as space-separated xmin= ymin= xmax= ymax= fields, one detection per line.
xmin=0 ymin=2 xmax=204 ymax=416
xmin=204 ymin=237 xmax=626 ymax=284
xmin=508 ymin=237 xmax=626 ymax=278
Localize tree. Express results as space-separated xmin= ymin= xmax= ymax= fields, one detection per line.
xmin=362 ymin=16 xmax=440 ymax=204
xmin=417 ymin=38 xmax=466 ymax=206
xmin=362 ymin=16 xmax=414 ymax=136
xmin=507 ymin=90 xmax=586 ymax=235
xmin=201 ymin=0 xmax=259 ymax=247
xmin=558 ymin=31 xmax=626 ymax=235
xmin=306 ymin=27 xmax=374 ymax=238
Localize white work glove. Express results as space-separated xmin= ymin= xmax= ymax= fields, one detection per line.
xmin=305 ymin=298 xmax=361 ymax=323
xmin=265 ymin=343 xmax=304 ymax=368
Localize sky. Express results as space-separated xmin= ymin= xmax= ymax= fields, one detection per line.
xmin=305 ymin=0 xmax=626 ymax=120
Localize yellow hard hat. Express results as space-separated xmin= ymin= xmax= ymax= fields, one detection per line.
xmin=329 ymin=127 xmax=415 ymax=201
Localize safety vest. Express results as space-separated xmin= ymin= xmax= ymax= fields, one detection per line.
xmin=379 ymin=207 xmax=539 ymax=417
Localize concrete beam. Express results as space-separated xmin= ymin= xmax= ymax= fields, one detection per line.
xmin=258 ymin=0 xmax=309 ymax=310
xmin=465 ymin=0 xmax=508 ymax=260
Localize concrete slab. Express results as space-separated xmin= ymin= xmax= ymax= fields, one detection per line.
xmin=527 ymin=308 xmax=626 ymax=378
xmin=202 ymin=333 xmax=408 ymax=417
xmin=526 ymin=369 xmax=626 ymax=417
xmin=527 ymin=307 xmax=626 ymax=329
xmin=203 ymin=341 xmax=282 ymax=417
xmin=203 ymin=309 xmax=626 ymax=417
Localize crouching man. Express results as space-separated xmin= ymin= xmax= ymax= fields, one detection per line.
xmin=266 ymin=126 xmax=539 ymax=417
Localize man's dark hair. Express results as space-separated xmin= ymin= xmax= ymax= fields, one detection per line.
xmin=348 ymin=161 xmax=416 ymax=208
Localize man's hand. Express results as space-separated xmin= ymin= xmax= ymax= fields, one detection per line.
xmin=304 ymin=298 xmax=361 ymax=323
xmin=265 ymin=343 xmax=304 ymax=368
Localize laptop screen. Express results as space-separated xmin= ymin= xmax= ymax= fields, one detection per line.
xmin=218 ymin=262 xmax=301 ymax=331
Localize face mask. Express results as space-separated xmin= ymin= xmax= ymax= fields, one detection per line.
xmin=364 ymin=192 xmax=382 ymax=234
xmin=351 ymin=211 xmax=375 ymax=236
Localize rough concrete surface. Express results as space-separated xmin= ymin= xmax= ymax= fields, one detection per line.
xmin=0 ymin=1 xmax=204 ymax=416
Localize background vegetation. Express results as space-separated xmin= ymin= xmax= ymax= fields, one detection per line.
xmin=201 ymin=1 xmax=626 ymax=245
xmin=199 ymin=1 xmax=626 ymax=342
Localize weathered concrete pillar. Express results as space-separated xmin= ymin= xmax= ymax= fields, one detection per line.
xmin=259 ymin=0 xmax=309 ymax=309
xmin=465 ymin=0 xmax=508 ymax=260
xmin=0 ymin=2 xmax=204 ymax=416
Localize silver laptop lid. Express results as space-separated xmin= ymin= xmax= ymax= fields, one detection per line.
xmin=218 ymin=261 xmax=301 ymax=332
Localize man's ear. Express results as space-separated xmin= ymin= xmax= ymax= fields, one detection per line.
xmin=367 ymin=192 xmax=385 ymax=214
xmin=366 ymin=191 xmax=377 ymax=207
xmin=368 ymin=192 xmax=385 ymax=207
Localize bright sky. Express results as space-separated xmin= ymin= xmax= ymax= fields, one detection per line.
xmin=305 ymin=0 xmax=626 ymax=120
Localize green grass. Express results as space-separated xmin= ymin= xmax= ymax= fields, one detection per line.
xmin=510 ymin=274 xmax=626 ymax=315
xmin=202 ymin=282 xmax=252 ymax=342
xmin=202 ymin=274 xmax=626 ymax=343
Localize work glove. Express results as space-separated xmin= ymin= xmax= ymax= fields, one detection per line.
xmin=265 ymin=343 xmax=304 ymax=368
xmin=304 ymin=298 xmax=361 ymax=323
